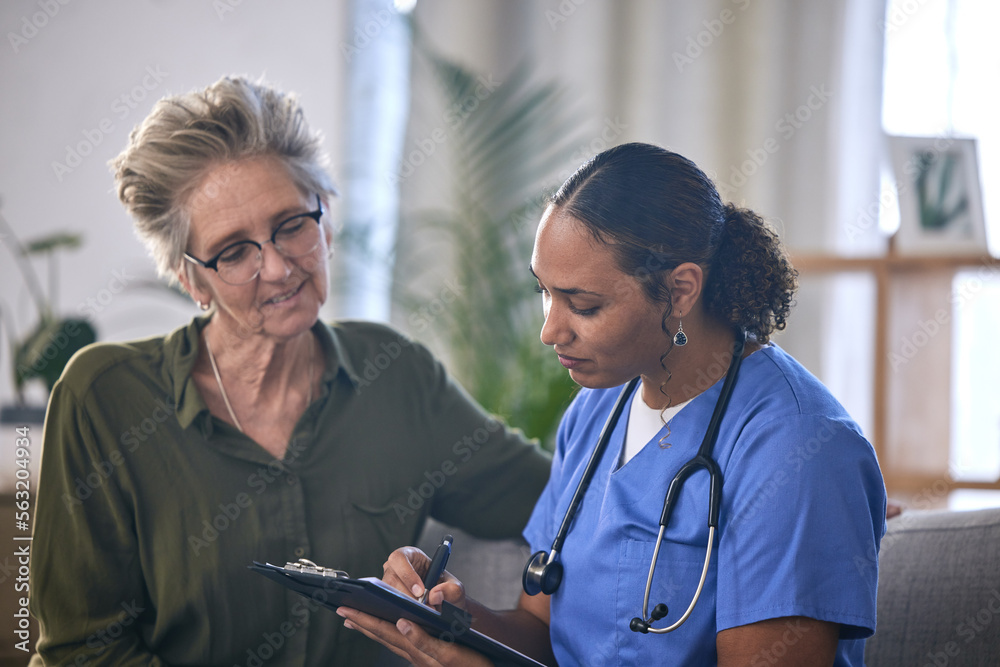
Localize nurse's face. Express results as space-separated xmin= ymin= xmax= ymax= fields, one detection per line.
xmin=530 ymin=206 xmax=672 ymax=389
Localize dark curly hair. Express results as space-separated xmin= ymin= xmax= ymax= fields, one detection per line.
xmin=550 ymin=142 xmax=797 ymax=344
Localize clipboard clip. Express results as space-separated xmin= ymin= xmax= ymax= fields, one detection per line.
xmin=281 ymin=558 xmax=349 ymax=578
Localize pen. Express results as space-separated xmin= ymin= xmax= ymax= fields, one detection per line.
xmin=420 ymin=534 xmax=453 ymax=605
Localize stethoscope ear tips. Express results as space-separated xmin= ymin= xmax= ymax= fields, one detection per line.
xmin=630 ymin=603 xmax=669 ymax=634
xmin=522 ymin=550 xmax=564 ymax=596
xmin=629 ymin=617 xmax=649 ymax=634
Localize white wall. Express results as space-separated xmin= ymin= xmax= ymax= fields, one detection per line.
xmin=0 ymin=0 xmax=350 ymax=407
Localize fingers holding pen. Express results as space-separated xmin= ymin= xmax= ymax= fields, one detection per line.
xmin=382 ymin=546 xmax=432 ymax=599
xmin=382 ymin=537 xmax=459 ymax=606
xmin=424 ymin=578 xmax=467 ymax=610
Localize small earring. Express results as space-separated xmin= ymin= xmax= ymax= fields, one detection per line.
xmin=673 ymin=316 xmax=688 ymax=346
xmin=197 ymin=300 xmax=210 ymax=311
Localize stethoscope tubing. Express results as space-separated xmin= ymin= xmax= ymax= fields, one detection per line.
xmin=639 ymin=329 xmax=746 ymax=633
xmin=550 ymin=376 xmax=641 ymax=554
xmin=640 ymin=524 xmax=716 ymax=634
xmin=525 ymin=328 xmax=747 ymax=637
xmin=659 ymin=330 xmax=745 ymax=530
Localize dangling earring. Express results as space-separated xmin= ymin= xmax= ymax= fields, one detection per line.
xmin=673 ymin=315 xmax=688 ymax=346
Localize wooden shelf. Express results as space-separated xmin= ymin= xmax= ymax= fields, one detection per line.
xmin=790 ymin=252 xmax=1000 ymax=272
xmin=788 ymin=251 xmax=1000 ymax=500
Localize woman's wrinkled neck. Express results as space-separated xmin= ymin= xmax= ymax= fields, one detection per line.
xmin=200 ymin=312 xmax=316 ymax=398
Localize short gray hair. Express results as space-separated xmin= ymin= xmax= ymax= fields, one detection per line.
xmin=110 ymin=75 xmax=337 ymax=282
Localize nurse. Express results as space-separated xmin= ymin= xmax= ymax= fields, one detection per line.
xmin=339 ymin=142 xmax=887 ymax=666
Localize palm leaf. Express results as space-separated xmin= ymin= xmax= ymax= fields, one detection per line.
xmin=23 ymin=232 xmax=83 ymax=255
xmin=398 ymin=35 xmax=586 ymax=447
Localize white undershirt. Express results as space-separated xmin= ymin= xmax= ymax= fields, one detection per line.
xmin=620 ymin=386 xmax=692 ymax=466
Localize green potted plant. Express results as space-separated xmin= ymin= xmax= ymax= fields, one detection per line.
xmin=395 ymin=33 xmax=586 ymax=448
xmin=0 ymin=203 xmax=96 ymax=423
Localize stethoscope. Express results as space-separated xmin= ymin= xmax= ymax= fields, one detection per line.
xmin=523 ymin=329 xmax=746 ymax=635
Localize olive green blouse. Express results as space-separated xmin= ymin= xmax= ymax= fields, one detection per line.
xmin=29 ymin=317 xmax=551 ymax=666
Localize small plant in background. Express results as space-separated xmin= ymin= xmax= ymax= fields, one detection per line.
xmin=395 ymin=30 xmax=587 ymax=448
xmin=0 ymin=201 xmax=96 ymax=408
xmin=914 ymin=149 xmax=970 ymax=231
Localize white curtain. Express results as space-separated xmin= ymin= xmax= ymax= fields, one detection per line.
xmin=393 ymin=0 xmax=887 ymax=430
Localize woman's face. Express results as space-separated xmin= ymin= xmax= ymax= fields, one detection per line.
xmin=180 ymin=157 xmax=331 ymax=342
xmin=530 ymin=206 xmax=672 ymax=389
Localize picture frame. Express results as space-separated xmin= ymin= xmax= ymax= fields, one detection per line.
xmin=887 ymin=135 xmax=987 ymax=255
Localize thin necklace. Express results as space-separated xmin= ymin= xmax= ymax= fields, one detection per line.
xmin=204 ymin=335 xmax=314 ymax=434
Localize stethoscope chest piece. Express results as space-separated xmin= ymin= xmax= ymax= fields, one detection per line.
xmin=522 ymin=550 xmax=563 ymax=596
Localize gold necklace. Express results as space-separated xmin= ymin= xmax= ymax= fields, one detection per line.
xmin=203 ymin=335 xmax=314 ymax=434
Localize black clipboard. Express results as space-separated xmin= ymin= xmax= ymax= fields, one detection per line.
xmin=249 ymin=561 xmax=546 ymax=667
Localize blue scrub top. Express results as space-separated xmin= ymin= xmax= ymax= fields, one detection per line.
xmin=524 ymin=344 xmax=886 ymax=666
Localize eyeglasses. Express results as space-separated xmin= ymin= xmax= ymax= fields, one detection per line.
xmin=184 ymin=195 xmax=324 ymax=285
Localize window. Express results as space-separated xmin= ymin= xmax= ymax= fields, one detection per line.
xmin=882 ymin=0 xmax=1000 ymax=507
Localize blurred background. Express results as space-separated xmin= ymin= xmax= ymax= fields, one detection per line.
xmin=1 ymin=0 xmax=998 ymax=516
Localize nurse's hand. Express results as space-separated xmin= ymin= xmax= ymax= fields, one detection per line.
xmin=380 ymin=546 xmax=467 ymax=609
xmin=337 ymin=607 xmax=492 ymax=667
xmin=337 ymin=546 xmax=488 ymax=665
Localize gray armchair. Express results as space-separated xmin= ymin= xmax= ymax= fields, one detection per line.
xmin=866 ymin=507 xmax=1000 ymax=666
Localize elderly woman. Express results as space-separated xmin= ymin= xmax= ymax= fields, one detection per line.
xmin=28 ymin=76 xmax=550 ymax=666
